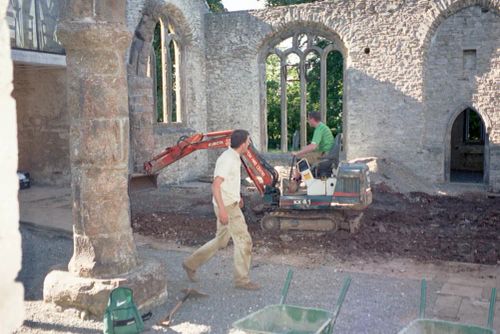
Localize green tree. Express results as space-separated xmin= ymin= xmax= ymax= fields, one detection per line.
xmin=261 ymin=0 xmax=319 ymax=7
xmin=305 ymin=47 xmax=343 ymax=140
xmin=266 ymin=55 xmax=282 ymax=149
xmin=206 ymin=0 xmax=226 ymax=13
xmin=153 ymin=23 xmax=163 ymax=122
xmin=266 ymin=43 xmax=343 ymax=150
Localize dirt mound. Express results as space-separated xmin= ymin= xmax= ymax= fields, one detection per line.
xmin=350 ymin=157 xmax=438 ymax=194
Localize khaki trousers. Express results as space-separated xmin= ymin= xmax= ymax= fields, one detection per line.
xmin=183 ymin=202 xmax=253 ymax=285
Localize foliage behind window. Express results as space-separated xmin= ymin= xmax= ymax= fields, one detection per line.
xmin=265 ymin=36 xmax=343 ymax=151
xmin=206 ymin=0 xmax=226 ymax=12
xmin=263 ymin=0 xmax=319 ymax=7
xmin=153 ymin=23 xmax=163 ymax=123
xmin=464 ymin=108 xmax=484 ymax=144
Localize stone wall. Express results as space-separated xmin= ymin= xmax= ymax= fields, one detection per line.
xmin=14 ymin=65 xmax=70 ymax=186
xmin=127 ymin=0 xmax=210 ymax=184
xmin=423 ymin=5 xmax=499 ymax=184
xmin=204 ymin=0 xmax=500 ymax=190
xmin=0 ymin=0 xmax=24 ymax=330
xmin=205 ymin=12 xmax=267 ymax=150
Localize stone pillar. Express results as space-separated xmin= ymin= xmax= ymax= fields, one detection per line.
xmin=43 ymin=0 xmax=167 ymax=318
xmin=60 ymin=1 xmax=138 ymax=278
xmin=0 ymin=0 xmax=25 ymax=331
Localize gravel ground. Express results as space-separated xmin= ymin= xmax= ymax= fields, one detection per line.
xmin=15 ymin=224 xmax=441 ymax=334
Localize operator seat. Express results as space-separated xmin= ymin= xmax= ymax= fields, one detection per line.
xmin=312 ymin=133 xmax=342 ymax=178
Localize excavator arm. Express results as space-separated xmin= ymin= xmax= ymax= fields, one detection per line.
xmin=143 ymin=130 xmax=279 ymax=197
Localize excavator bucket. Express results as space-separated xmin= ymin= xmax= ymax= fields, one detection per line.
xmin=129 ymin=173 xmax=158 ymax=192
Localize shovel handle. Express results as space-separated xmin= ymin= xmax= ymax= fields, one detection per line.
xmin=159 ymin=291 xmax=192 ymax=326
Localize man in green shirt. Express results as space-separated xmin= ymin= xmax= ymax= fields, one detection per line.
xmin=292 ymin=111 xmax=334 ymax=165
xmin=287 ymin=112 xmax=334 ymax=192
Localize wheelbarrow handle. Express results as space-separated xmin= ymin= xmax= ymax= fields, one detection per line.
xmin=280 ymin=269 xmax=294 ymax=305
xmin=329 ymin=276 xmax=352 ymax=333
xmin=487 ymin=287 xmax=496 ymax=329
xmin=419 ymin=279 xmax=427 ymax=319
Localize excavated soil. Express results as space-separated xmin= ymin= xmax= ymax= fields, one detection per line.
xmin=132 ymin=184 xmax=500 ymax=265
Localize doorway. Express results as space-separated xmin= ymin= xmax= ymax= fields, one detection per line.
xmin=449 ymin=108 xmax=485 ymax=183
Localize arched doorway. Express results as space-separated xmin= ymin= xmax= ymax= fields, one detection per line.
xmin=449 ymin=107 xmax=486 ymax=183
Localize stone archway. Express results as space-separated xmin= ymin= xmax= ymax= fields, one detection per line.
xmin=421 ymin=3 xmax=499 ymax=189
xmin=420 ymin=0 xmax=500 ymax=80
xmin=258 ymin=22 xmax=347 ymax=152
xmin=128 ymin=1 xmax=193 ymax=172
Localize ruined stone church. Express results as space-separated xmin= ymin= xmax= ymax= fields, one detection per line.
xmin=9 ymin=0 xmax=500 ymax=191
xmin=1 ymin=0 xmax=498 ymax=325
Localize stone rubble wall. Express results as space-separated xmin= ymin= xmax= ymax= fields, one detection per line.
xmin=422 ymin=5 xmax=499 ymax=183
xmin=0 ymin=0 xmax=24 ymax=331
xmin=204 ymin=0 xmax=500 ymax=190
xmin=14 ymin=66 xmax=70 ymax=186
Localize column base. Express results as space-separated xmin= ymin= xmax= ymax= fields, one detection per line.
xmin=43 ymin=255 xmax=167 ymax=318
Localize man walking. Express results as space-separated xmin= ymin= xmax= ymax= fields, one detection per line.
xmin=182 ymin=130 xmax=260 ymax=290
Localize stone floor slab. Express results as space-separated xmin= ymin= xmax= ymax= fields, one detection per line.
xmin=447 ymin=276 xmax=496 ymax=288
xmin=439 ymin=283 xmax=484 ymax=299
xmin=433 ymin=295 xmax=462 ymax=319
xmin=458 ymin=298 xmax=500 ymax=332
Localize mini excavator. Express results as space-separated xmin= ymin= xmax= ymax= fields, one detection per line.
xmin=138 ymin=130 xmax=372 ymax=232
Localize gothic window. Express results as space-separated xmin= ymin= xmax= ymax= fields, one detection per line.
xmin=7 ymin=0 xmax=64 ymax=53
xmin=151 ymin=17 xmax=181 ymax=124
xmin=265 ymin=33 xmax=343 ymax=152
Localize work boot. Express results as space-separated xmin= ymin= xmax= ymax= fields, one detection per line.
xmin=182 ymin=262 xmax=198 ymax=282
xmin=235 ymin=281 xmax=261 ymax=291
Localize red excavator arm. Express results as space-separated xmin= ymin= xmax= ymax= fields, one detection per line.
xmin=144 ymin=130 xmax=279 ymax=196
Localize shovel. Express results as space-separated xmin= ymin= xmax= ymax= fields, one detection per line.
xmin=157 ymin=288 xmax=208 ymax=327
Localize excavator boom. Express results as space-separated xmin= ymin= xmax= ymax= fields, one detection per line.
xmin=144 ymin=130 xmax=232 ymax=175
xmin=142 ymin=130 xmax=279 ymax=197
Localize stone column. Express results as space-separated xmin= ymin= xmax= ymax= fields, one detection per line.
xmin=60 ymin=1 xmax=138 ymax=278
xmin=0 ymin=0 xmax=25 ymax=331
xmin=43 ymin=0 xmax=167 ymax=318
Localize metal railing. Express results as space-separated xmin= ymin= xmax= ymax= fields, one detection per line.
xmin=7 ymin=0 xmax=65 ymax=54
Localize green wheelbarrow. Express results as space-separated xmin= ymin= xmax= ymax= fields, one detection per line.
xmin=232 ymin=270 xmax=351 ymax=334
xmin=399 ymin=279 xmax=497 ymax=334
